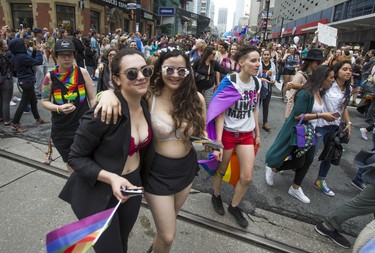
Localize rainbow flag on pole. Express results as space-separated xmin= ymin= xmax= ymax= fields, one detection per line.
xmin=46 ymin=200 xmax=121 ymax=253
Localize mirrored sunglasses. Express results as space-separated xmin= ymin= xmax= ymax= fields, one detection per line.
xmin=122 ymin=65 xmax=154 ymax=80
xmin=162 ymin=66 xmax=190 ymax=78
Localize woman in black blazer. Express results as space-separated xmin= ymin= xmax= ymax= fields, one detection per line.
xmin=59 ymin=48 xmax=155 ymax=253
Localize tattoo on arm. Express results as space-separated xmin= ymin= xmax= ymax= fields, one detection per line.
xmin=42 ymin=75 xmax=52 ymax=100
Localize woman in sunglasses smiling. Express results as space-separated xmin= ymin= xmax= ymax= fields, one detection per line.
xmin=60 ymin=48 xmax=154 ymax=253
xmin=96 ymin=45 xmax=208 ymax=253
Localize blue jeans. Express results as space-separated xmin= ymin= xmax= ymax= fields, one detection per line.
xmin=315 ymin=125 xmax=339 ymax=179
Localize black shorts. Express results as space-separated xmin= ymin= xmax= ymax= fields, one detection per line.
xmin=145 ymin=149 xmax=198 ymax=195
xmin=51 ymin=127 xmax=78 ymax=162
xmin=284 ymin=68 xmax=296 ymax=75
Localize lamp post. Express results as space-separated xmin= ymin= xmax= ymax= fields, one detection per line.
xmin=279 ymin=17 xmax=293 ymax=43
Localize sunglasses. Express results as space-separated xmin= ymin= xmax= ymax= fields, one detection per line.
xmin=122 ymin=65 xmax=154 ymax=80
xmin=108 ymin=53 xmax=116 ymax=57
xmin=162 ymin=66 xmax=190 ymax=78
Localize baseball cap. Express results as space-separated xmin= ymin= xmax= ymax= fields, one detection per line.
xmin=54 ymin=39 xmax=75 ymax=52
xmin=33 ymin=28 xmax=43 ymax=34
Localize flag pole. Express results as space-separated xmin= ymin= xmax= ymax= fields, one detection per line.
xmin=92 ymin=199 xmax=122 ymax=245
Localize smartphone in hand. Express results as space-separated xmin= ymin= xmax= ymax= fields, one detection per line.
xmin=121 ymin=187 xmax=143 ymax=196
xmin=332 ymin=112 xmax=340 ymax=118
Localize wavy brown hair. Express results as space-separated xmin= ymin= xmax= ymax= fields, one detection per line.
xmin=147 ymin=46 xmax=205 ymax=141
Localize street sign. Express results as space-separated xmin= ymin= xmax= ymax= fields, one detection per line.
xmin=158 ymin=7 xmax=175 ymax=16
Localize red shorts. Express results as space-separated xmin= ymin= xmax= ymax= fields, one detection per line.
xmin=222 ymin=129 xmax=255 ymax=150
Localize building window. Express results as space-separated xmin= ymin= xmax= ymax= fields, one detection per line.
xmin=56 ymin=5 xmax=76 ymax=35
xmin=90 ymin=11 xmax=100 ymax=32
xmin=333 ymin=3 xmax=344 ymax=22
xmin=11 ymin=4 xmax=33 ymax=29
xmin=346 ymin=0 xmax=375 ymax=19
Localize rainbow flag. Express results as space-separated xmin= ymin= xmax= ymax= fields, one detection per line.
xmin=46 ymin=200 xmax=121 ymax=253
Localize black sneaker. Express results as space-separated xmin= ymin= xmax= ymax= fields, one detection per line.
xmin=211 ymin=194 xmax=225 ymax=215
xmin=351 ymin=179 xmax=366 ymax=191
xmin=228 ymin=204 xmax=249 ymax=228
xmin=315 ymin=222 xmax=351 ymax=249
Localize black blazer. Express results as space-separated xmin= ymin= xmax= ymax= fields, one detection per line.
xmin=59 ymin=93 xmax=154 ymax=219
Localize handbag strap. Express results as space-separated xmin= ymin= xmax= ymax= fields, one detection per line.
xmin=297 ymin=114 xmax=306 ymax=126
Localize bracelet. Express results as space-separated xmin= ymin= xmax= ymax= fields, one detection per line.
xmin=56 ymin=105 xmax=61 ymax=114
xmin=95 ymin=91 xmax=103 ymax=103
xmin=316 ymin=113 xmax=319 ymax=119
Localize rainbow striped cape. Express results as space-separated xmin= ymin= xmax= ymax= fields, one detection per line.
xmin=46 ymin=200 xmax=121 ymax=253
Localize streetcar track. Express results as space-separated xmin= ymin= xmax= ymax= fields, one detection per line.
xmin=0 ymin=149 xmax=308 ymax=253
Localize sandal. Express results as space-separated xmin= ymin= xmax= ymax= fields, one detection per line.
xmin=11 ymin=123 xmax=27 ymax=133
xmin=36 ymin=118 xmax=50 ymax=125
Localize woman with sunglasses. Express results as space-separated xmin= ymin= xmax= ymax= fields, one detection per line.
xmin=95 ymin=45 xmax=207 ymax=253
xmin=41 ymin=40 xmax=96 ymax=172
xmin=60 ymin=48 xmax=153 ymax=252
xmin=97 ymin=48 xmax=118 ymax=93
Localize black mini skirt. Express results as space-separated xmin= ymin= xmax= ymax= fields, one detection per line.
xmin=145 ymin=148 xmax=198 ymax=195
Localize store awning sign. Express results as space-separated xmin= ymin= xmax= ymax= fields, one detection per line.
xmin=159 ymin=7 xmax=175 ymax=16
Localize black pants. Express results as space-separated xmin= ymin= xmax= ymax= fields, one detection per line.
xmin=13 ymin=82 xmax=40 ymax=124
xmin=277 ymin=146 xmax=316 ymax=186
xmin=93 ymin=169 xmax=142 ymax=253
xmin=259 ymin=88 xmax=272 ymax=123
xmin=0 ymin=78 xmax=14 ymax=122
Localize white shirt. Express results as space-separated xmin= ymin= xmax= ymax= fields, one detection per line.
xmin=317 ymin=81 xmax=346 ymax=127
xmin=224 ymin=74 xmax=260 ymax=132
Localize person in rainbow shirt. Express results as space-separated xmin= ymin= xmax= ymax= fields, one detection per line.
xmin=41 ymin=39 xmax=96 ymax=172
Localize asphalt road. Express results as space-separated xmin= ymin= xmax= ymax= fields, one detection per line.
xmin=2 ymin=80 xmax=373 ymax=237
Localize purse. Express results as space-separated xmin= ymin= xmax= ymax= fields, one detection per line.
xmin=293 ymin=114 xmax=316 ymax=148
xmin=336 ymin=122 xmax=350 ymax=144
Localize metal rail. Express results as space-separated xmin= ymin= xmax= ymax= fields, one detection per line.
xmin=0 ymin=150 xmax=308 ymax=253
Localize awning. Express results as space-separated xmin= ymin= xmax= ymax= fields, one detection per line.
xmin=329 ymin=13 xmax=375 ymax=32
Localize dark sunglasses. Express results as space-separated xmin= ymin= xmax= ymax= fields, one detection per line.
xmin=122 ymin=65 xmax=154 ymax=80
xmin=162 ymin=66 xmax=190 ymax=78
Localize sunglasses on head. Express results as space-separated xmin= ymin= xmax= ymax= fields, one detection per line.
xmin=162 ymin=66 xmax=190 ymax=78
xmin=122 ymin=65 xmax=154 ymax=80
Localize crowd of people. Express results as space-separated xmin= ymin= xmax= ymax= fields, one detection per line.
xmin=1 ymin=24 xmax=375 ymax=252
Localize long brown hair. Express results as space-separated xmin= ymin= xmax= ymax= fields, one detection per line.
xmin=148 ymin=46 xmax=205 ymax=141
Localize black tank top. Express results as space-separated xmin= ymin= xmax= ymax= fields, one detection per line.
xmin=50 ymin=66 xmax=90 ymax=129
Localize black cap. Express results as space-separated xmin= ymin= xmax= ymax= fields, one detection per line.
xmin=54 ymin=39 xmax=75 ymax=52
xmin=302 ymin=48 xmax=325 ymax=62
xmin=33 ymin=28 xmax=43 ymax=34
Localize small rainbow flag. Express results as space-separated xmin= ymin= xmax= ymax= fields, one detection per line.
xmin=46 ymin=200 xmax=121 ymax=253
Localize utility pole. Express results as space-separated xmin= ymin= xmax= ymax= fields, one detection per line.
xmin=263 ymin=0 xmax=270 ymax=42
xmin=136 ymin=0 xmax=141 ymax=33
xmin=279 ymin=17 xmax=284 ymax=43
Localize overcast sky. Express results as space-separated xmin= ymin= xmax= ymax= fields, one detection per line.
xmin=213 ymin=0 xmax=236 ymax=29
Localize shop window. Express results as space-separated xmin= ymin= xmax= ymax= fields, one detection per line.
xmin=12 ymin=3 xmax=33 ymax=29
xmin=56 ymin=5 xmax=76 ymax=35
xmin=90 ymin=11 xmax=100 ymax=33
xmin=333 ymin=3 xmax=344 ymax=22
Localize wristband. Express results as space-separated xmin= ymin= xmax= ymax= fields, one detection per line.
xmin=316 ymin=113 xmax=319 ymax=119
xmin=56 ymin=105 xmax=61 ymax=114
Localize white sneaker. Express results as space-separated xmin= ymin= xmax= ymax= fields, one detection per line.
xmin=288 ymin=186 xmax=310 ymax=203
xmin=10 ymin=101 xmax=16 ymax=106
xmin=12 ymin=96 xmax=21 ymax=102
xmin=360 ymin=128 xmax=368 ymax=140
xmin=265 ymin=165 xmax=277 ymax=186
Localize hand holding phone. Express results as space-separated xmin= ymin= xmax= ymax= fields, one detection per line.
xmin=121 ymin=186 xmax=143 ymax=196
xmin=332 ymin=112 xmax=340 ymax=118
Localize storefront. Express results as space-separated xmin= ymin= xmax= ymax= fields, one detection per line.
xmin=11 ymin=3 xmax=33 ymax=29
xmin=56 ymin=5 xmax=76 ymax=34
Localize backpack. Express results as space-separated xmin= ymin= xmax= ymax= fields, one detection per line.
xmin=229 ymin=73 xmax=259 ymax=92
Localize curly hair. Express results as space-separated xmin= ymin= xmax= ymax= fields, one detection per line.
xmin=147 ymin=46 xmax=206 ymax=141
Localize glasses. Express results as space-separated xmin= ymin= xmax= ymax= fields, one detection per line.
xmin=162 ymin=66 xmax=190 ymax=78
xmin=108 ymin=53 xmax=116 ymax=57
xmin=121 ymin=65 xmax=154 ymax=80
xmin=58 ymin=53 xmax=74 ymax=59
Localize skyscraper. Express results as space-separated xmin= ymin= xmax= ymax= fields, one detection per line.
xmin=217 ymin=8 xmax=228 ymax=33
xmin=234 ymin=0 xmax=246 ymax=26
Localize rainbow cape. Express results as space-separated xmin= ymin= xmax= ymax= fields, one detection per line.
xmin=46 ymin=200 xmax=121 ymax=253
xmin=198 ymin=74 xmax=259 ymax=186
